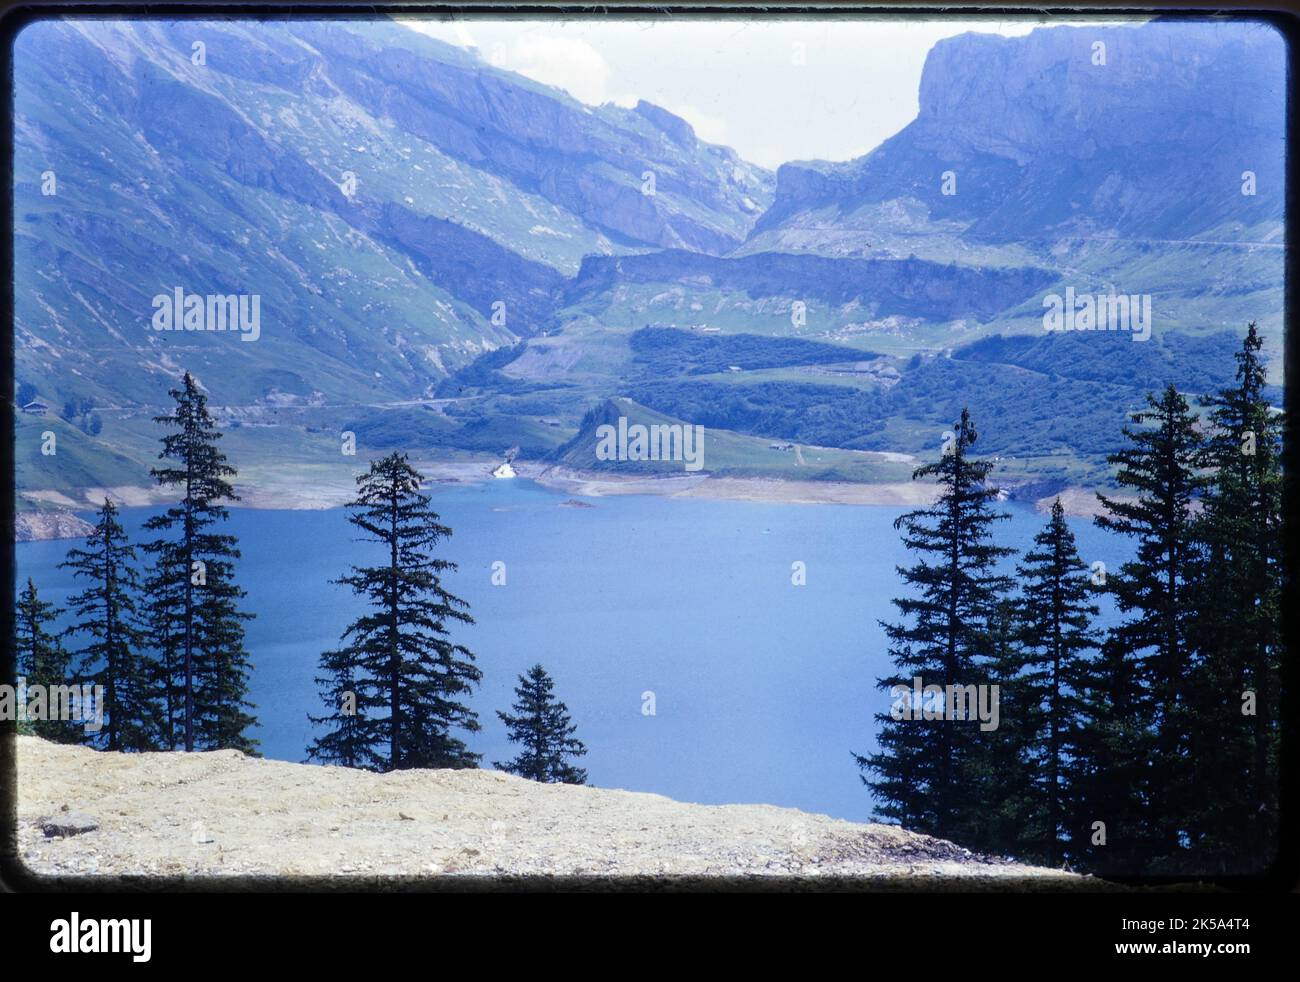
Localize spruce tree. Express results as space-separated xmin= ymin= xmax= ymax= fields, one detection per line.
xmin=143 ymin=372 xmax=257 ymax=753
xmin=309 ymin=452 xmax=479 ymax=772
xmin=14 ymin=578 xmax=80 ymax=744
xmin=140 ymin=558 xmax=185 ymax=750
xmin=495 ymin=664 xmax=588 ymax=784
xmin=60 ymin=500 xmax=156 ymax=751
xmin=961 ymin=598 xmax=1041 ymax=860
xmin=1015 ymin=499 xmax=1100 ymax=865
xmin=1068 ymin=634 xmax=1154 ymax=874
xmin=306 ymin=648 xmax=371 ymax=769
xmin=1183 ymin=323 xmax=1283 ymax=872
xmin=1094 ymin=384 xmax=1205 ymax=870
xmin=192 ymin=580 xmax=258 ymax=754
xmin=855 ymin=408 xmax=1014 ymax=843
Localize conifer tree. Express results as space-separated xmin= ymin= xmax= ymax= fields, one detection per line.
xmin=140 ymin=559 xmax=185 ymax=750
xmin=1015 ymin=499 xmax=1100 ymax=865
xmin=1068 ymin=634 xmax=1154 ymax=874
xmin=855 ymin=408 xmax=1014 ymax=843
xmin=1183 ymin=323 xmax=1283 ymax=871
xmin=143 ymin=372 xmax=256 ymax=753
xmin=14 ymin=578 xmax=80 ymax=744
xmin=1094 ymin=384 xmax=1205 ymax=869
xmin=495 ymin=664 xmax=588 ymax=784
xmin=960 ymin=598 xmax=1041 ymax=860
xmin=306 ymin=649 xmax=369 ymax=769
xmin=309 ymin=452 xmax=479 ymax=772
xmin=60 ymin=500 xmax=156 ymax=751
xmin=193 ymin=582 xmax=258 ymax=754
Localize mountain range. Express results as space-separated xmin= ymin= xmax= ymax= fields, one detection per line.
xmin=12 ymin=16 xmax=1286 ymax=504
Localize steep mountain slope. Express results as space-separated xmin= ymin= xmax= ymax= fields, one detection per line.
xmin=12 ymin=17 xmax=773 ymax=415
xmin=290 ymin=22 xmax=772 ymax=253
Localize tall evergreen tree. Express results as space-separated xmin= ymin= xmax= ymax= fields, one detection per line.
xmin=1068 ymin=633 xmax=1154 ymax=874
xmin=1094 ymin=383 xmax=1205 ymax=869
xmin=308 ymin=452 xmax=479 ymax=772
xmin=143 ymin=372 xmax=256 ymax=753
xmin=961 ymin=598 xmax=1041 ymax=860
xmin=855 ymin=408 xmax=1014 ymax=843
xmin=1011 ymin=499 xmax=1101 ymax=865
xmin=14 ymin=578 xmax=80 ymax=744
xmin=192 ymin=580 xmax=258 ymax=754
xmin=140 ymin=558 xmax=185 ymax=750
xmin=60 ymin=500 xmax=156 ymax=751
xmin=306 ymin=648 xmax=369 ymax=769
xmin=1183 ymin=323 xmax=1284 ymax=872
xmin=495 ymin=664 xmax=588 ymax=784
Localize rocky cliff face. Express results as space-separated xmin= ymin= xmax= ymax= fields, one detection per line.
xmin=754 ymin=21 xmax=1286 ymax=244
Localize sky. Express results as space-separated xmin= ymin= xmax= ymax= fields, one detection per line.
xmin=400 ymin=17 xmax=1138 ymax=169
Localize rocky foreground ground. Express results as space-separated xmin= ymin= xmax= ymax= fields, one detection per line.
xmin=12 ymin=736 xmax=1083 ymax=886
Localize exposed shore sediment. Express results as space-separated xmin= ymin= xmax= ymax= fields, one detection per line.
xmin=17 ymin=459 xmax=1114 ymax=541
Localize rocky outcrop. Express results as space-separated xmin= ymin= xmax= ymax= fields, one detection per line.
xmin=634 ymin=100 xmax=698 ymax=149
xmin=754 ymin=21 xmax=1286 ymax=243
xmin=14 ymin=736 xmax=1078 ymax=882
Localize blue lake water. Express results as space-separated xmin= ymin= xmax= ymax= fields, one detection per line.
xmin=15 ymin=478 xmax=1131 ymax=822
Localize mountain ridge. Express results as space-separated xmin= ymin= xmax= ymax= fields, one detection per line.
xmin=13 ymin=17 xmax=1285 ymax=505
xmin=752 ymin=21 xmax=1285 ymax=246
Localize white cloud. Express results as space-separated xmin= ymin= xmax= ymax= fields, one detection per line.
xmin=501 ymin=34 xmax=611 ymax=105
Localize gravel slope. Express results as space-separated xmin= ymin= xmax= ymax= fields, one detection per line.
xmin=12 ymin=736 xmax=1079 ymax=884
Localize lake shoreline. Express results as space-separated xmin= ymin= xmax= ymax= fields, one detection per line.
xmin=17 ymin=459 xmax=1113 ymax=540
